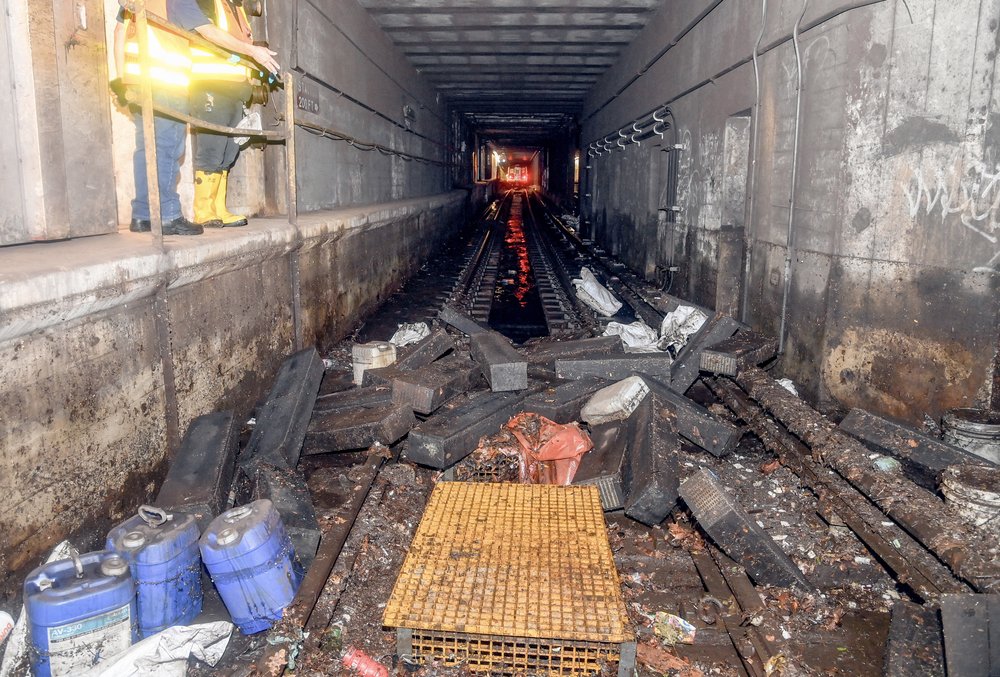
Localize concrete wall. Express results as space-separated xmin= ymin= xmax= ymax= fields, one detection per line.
xmin=0 ymin=191 xmax=466 ymax=603
xmin=581 ymin=0 xmax=1000 ymax=422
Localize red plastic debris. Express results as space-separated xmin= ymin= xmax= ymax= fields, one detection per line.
xmin=342 ymin=647 xmax=389 ymax=677
xmin=506 ymin=412 xmax=594 ymax=484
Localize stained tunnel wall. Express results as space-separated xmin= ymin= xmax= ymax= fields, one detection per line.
xmin=582 ymin=0 xmax=1000 ymax=423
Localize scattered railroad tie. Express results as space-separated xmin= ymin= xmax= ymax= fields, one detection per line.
xmin=304 ymin=403 xmax=415 ymax=453
xmin=679 ymin=467 xmax=814 ymax=590
xmin=622 ymin=398 xmax=682 ymax=526
xmin=670 ymin=313 xmax=742 ymax=393
xmin=313 ymin=384 xmax=394 ymax=415
xmin=520 ymin=334 xmax=623 ymax=370
xmin=404 ymin=388 xmax=537 ymax=468
xmin=554 ymin=353 xmax=674 ymax=381
xmin=251 ymin=464 xmax=322 ymax=570
xmin=523 ymin=377 xmax=608 ymax=424
xmin=839 ymin=407 xmax=991 ymax=490
xmin=573 ymin=421 xmax=630 ymax=511
xmin=699 ymin=330 xmax=779 ymax=376
xmin=883 ymin=600 xmax=945 ymax=677
xmin=390 ymin=353 xmax=481 ymax=414
xmin=939 ymin=594 xmax=1000 ymax=677
xmin=242 ymin=346 xmax=325 ymax=471
xmin=438 ymin=303 xmax=489 ymax=336
xmin=734 ymin=366 xmax=1000 ymax=593
xmin=155 ymin=410 xmax=239 ymax=532
xmin=392 ymin=327 xmax=456 ymax=371
xmin=641 ymin=375 xmax=742 ymax=457
xmin=705 ymin=376 xmax=969 ymax=603
xmin=469 ymin=330 xmax=529 ymax=391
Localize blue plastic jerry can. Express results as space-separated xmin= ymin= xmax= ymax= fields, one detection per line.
xmin=106 ymin=505 xmax=203 ymax=637
xmin=24 ymin=549 xmax=137 ymax=677
xmin=200 ymin=499 xmax=303 ymax=634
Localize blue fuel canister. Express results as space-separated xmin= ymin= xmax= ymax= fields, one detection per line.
xmin=106 ymin=505 xmax=203 ymax=637
xmin=24 ymin=549 xmax=137 ymax=677
xmin=200 ymin=499 xmax=304 ymax=634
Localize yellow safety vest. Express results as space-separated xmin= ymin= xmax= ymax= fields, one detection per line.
xmin=190 ymin=0 xmax=253 ymax=82
xmin=122 ymin=0 xmax=192 ymax=89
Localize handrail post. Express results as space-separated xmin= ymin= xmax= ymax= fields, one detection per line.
xmin=285 ymin=72 xmax=298 ymax=228
xmin=135 ymin=0 xmax=164 ymax=250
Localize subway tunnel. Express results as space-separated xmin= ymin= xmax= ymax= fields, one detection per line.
xmin=1 ymin=0 xmax=1000 ymax=674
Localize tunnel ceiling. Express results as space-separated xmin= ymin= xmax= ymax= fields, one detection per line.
xmin=355 ymin=0 xmax=665 ymax=145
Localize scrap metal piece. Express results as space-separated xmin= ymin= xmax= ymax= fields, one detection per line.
xmin=679 ymin=468 xmax=813 ymax=590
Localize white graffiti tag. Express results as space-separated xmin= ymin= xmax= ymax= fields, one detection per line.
xmin=904 ymin=155 xmax=1000 ymax=244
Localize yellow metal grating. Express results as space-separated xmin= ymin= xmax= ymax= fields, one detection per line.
xmin=384 ymin=483 xmax=631 ymax=644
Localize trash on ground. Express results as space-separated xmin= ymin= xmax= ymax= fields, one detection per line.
xmin=658 ymin=305 xmax=707 ymax=352
xmin=776 ymin=377 xmax=798 ymax=396
xmin=352 ymin=341 xmax=397 ymax=385
xmin=506 ymin=412 xmax=594 ymax=484
xmin=572 ymin=267 xmax=623 ymax=316
xmin=77 ymin=621 xmax=233 ymax=677
xmin=580 ymin=375 xmax=649 ymax=425
xmin=389 ymin=321 xmax=431 ymax=347
xmin=604 ymin=320 xmax=661 ymax=352
xmin=651 ymin=611 xmax=697 ymax=645
xmin=341 ymin=646 xmax=389 ymax=677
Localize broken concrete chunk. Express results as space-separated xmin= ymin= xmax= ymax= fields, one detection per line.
xmin=884 ymin=600 xmax=945 ymax=677
xmin=523 ymin=377 xmax=607 ymax=424
xmin=580 ymin=376 xmax=650 ymax=426
xmin=670 ymin=313 xmax=742 ymax=393
xmin=305 ymin=403 xmax=415 ymax=453
xmin=939 ymin=594 xmax=999 ymax=677
xmin=679 ymin=468 xmax=813 ymax=590
xmin=839 ymin=408 xmax=987 ymax=490
xmin=699 ymin=330 xmax=779 ymax=376
xmin=574 ymin=422 xmax=630 ymax=510
xmin=156 ymin=411 xmax=239 ymax=531
xmin=438 ymin=304 xmax=489 ymax=336
xmin=243 ymin=346 xmax=325 ymax=470
xmin=404 ymin=389 xmax=535 ymax=469
xmin=622 ymin=399 xmax=681 ymax=526
xmin=251 ymin=464 xmax=321 ymax=570
xmin=391 ymin=354 xmax=481 ymax=414
xmin=554 ymin=353 xmax=674 ymax=381
xmin=470 ymin=330 xmax=528 ymax=392
xmin=520 ymin=335 xmax=623 ymax=369
xmin=642 ymin=376 xmax=741 ymax=457
xmin=393 ymin=327 xmax=455 ymax=371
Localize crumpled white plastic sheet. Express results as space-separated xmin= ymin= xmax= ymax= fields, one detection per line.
xmin=658 ymin=305 xmax=708 ymax=352
xmin=1 ymin=541 xmax=75 ymax=677
xmin=777 ymin=378 xmax=799 ymax=396
xmin=604 ymin=321 xmax=661 ymax=353
xmin=390 ymin=321 xmax=430 ymax=347
xmin=234 ymin=109 xmax=262 ymax=146
xmin=571 ymin=267 xmax=622 ymax=317
xmin=78 ymin=621 xmax=233 ymax=677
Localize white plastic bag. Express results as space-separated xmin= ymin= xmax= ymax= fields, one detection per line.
xmin=77 ymin=621 xmax=233 ymax=677
xmin=604 ymin=320 xmax=661 ymax=352
xmin=389 ymin=322 xmax=430 ymax=348
xmin=658 ymin=306 xmax=708 ymax=352
xmin=571 ymin=267 xmax=622 ymax=317
xmin=234 ymin=109 xmax=262 ymax=146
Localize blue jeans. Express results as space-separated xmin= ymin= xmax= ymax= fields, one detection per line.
xmin=131 ymin=89 xmax=188 ymax=222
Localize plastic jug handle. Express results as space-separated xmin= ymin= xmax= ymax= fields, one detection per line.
xmin=68 ymin=546 xmax=84 ymax=579
xmin=138 ymin=505 xmax=173 ymax=528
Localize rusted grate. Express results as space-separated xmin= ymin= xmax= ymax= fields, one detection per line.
xmin=384 ymin=483 xmax=633 ymax=675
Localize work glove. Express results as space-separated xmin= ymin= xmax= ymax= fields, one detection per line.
xmin=109 ymin=78 xmax=128 ymax=108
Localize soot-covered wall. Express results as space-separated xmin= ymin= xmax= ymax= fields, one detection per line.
xmin=582 ymin=0 xmax=1000 ymax=423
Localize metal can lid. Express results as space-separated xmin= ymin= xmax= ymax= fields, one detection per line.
xmin=101 ymin=554 xmax=130 ymax=577
xmin=217 ymin=527 xmax=240 ymax=546
xmin=122 ymin=531 xmax=146 ymax=549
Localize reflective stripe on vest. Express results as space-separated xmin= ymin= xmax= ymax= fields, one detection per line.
xmin=190 ymin=0 xmax=252 ymax=82
xmin=122 ymin=1 xmax=191 ymax=89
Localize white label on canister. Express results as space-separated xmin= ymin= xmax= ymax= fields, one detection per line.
xmin=46 ymin=604 xmax=131 ymax=675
